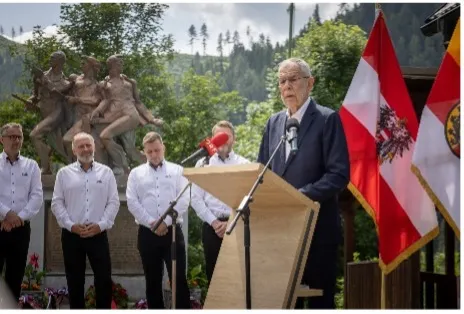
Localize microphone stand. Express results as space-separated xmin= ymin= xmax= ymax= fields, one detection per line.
xmin=152 ymin=181 xmax=192 ymax=310
xmin=226 ymin=134 xmax=287 ymax=309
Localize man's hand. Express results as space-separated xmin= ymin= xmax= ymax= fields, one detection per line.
xmin=151 ymin=220 xmax=168 ymax=236
xmin=80 ymin=224 xmax=102 ymax=238
xmin=5 ymin=211 xmax=23 ymax=228
xmin=212 ymin=220 xmax=227 ymax=238
xmin=71 ymin=224 xmax=86 ymax=236
xmin=0 ymin=221 xmax=13 ymax=232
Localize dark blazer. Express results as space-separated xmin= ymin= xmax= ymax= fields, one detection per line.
xmin=257 ymin=98 xmax=350 ymax=247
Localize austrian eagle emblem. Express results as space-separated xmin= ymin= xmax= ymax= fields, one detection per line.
xmin=375 ymin=104 xmax=413 ymax=165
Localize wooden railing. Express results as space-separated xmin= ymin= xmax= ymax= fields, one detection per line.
xmin=420 ymin=272 xmax=458 ymax=309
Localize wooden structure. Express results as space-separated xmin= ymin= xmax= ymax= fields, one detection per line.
xmin=183 ymin=163 xmax=321 ymax=309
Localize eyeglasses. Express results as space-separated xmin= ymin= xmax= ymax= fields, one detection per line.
xmin=3 ymin=135 xmax=23 ymax=141
xmin=279 ymin=76 xmax=310 ymax=86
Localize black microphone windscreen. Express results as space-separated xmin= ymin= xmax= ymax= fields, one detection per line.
xmin=286 ymin=118 xmax=300 ymax=131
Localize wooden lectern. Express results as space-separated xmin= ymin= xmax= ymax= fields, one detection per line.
xmin=183 ymin=162 xmax=322 ymax=309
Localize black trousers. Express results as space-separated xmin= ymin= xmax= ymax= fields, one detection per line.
xmin=295 ymin=244 xmax=339 ymax=309
xmin=0 ymin=222 xmax=31 ymax=301
xmin=201 ymin=221 xmax=224 ymax=284
xmin=137 ymin=224 xmax=191 ymax=309
xmin=61 ymin=229 xmax=112 ymax=309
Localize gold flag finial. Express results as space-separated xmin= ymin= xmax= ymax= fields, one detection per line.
xmin=375 ymin=3 xmax=382 ymax=18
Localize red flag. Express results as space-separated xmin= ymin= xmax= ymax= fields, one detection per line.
xmin=339 ymin=11 xmax=438 ymax=273
xmin=412 ymin=18 xmax=460 ymax=239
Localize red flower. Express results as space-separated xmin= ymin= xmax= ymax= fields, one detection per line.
xmin=29 ymin=253 xmax=39 ymax=269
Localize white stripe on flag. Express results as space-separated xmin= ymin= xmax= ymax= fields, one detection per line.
xmin=413 ymin=106 xmax=460 ymax=229
xmin=342 ymin=58 xmax=379 ymax=137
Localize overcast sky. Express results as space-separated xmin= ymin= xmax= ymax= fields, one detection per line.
xmin=0 ymin=2 xmax=341 ymax=56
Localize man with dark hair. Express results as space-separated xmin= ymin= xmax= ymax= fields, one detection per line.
xmin=0 ymin=122 xmax=43 ymax=303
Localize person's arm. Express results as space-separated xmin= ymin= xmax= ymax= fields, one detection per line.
xmin=298 ymin=112 xmax=350 ymax=202
xmin=165 ymin=172 xmax=190 ymax=227
xmin=126 ymin=169 xmax=156 ymax=227
xmin=18 ymin=161 xmax=43 ymax=221
xmin=257 ymin=118 xmax=271 ymax=166
xmin=97 ymin=169 xmax=120 ymax=231
xmin=51 ymin=170 xmax=75 ymax=231
xmin=190 ymin=183 xmax=217 ymax=226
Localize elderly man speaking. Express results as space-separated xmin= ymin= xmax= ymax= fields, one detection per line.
xmin=257 ymin=58 xmax=350 ymax=309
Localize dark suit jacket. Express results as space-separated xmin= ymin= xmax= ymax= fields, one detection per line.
xmin=257 ymin=98 xmax=350 ymax=247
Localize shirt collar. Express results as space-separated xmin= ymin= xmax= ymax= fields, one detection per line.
xmin=213 ymin=150 xmax=235 ymax=163
xmin=148 ymin=160 xmax=165 ymax=171
xmin=1 ymin=151 xmax=21 ymax=164
xmin=286 ymin=96 xmax=311 ymax=123
xmin=75 ymin=160 xmax=94 ymax=172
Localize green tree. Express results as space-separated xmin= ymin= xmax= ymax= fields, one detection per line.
xmin=188 ymin=24 xmax=197 ymax=56
xmin=312 ymin=4 xmax=322 ymax=25
xmin=0 ymin=100 xmax=40 ymax=160
xmin=293 ymin=20 xmax=366 ymax=109
xmin=200 ymin=23 xmax=208 ymax=56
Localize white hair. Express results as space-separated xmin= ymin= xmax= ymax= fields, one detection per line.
xmin=72 ymin=132 xmax=95 ymax=149
xmin=278 ymin=58 xmax=313 ymax=77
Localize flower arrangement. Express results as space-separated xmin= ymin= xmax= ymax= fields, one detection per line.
xmin=21 ymin=253 xmax=46 ymax=291
xmin=187 ymin=264 xmax=207 ymax=290
xmin=134 ymin=298 xmax=148 ymax=309
xmin=85 ymin=281 xmax=129 ymax=309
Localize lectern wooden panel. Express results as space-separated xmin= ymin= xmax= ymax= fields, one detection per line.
xmin=183 ymin=163 xmax=320 ymax=309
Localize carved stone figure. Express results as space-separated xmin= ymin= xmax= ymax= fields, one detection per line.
xmin=90 ymin=55 xmax=163 ymax=174
xmin=27 ymin=51 xmax=73 ymax=174
xmin=64 ymin=56 xmax=106 ymax=162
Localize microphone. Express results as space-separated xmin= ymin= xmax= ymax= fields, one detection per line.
xmin=180 ymin=132 xmax=229 ymax=165
xmin=286 ymin=118 xmax=300 ymax=155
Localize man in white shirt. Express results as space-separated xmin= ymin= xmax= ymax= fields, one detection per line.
xmin=126 ymin=132 xmax=191 ymax=309
xmin=51 ymin=132 xmax=119 ymax=309
xmin=191 ymin=120 xmax=249 ymax=285
xmin=0 ymin=122 xmax=43 ymax=303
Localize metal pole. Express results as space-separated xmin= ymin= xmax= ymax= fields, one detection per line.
xmin=288 ymin=3 xmax=295 ymax=58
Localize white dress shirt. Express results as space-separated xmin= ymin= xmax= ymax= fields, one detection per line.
xmin=51 ymin=161 xmax=120 ymax=232
xmin=285 ymin=96 xmax=311 ymax=161
xmin=0 ymin=152 xmax=43 ymax=221
xmin=191 ymin=151 xmax=250 ymax=226
xmin=126 ymin=160 xmax=190 ymax=228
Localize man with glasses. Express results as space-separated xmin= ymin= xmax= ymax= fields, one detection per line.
xmin=0 ymin=123 xmax=43 ymax=304
xmin=257 ymin=58 xmax=350 ymax=309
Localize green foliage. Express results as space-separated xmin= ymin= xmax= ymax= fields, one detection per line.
xmin=187 ymin=239 xmax=207 ymax=302
xmin=293 ymin=20 xmax=366 ymax=109
xmin=59 ymin=3 xmax=174 ymax=66
xmin=0 ymin=99 xmax=40 ymax=160
xmin=85 ymin=282 xmax=129 ymax=309
xmin=0 ymin=36 xmax=25 ymax=99
xmin=235 ymin=101 xmax=274 ymax=161
xmin=22 ymin=253 xmax=46 ymax=291
xmin=159 ymin=69 xmax=244 ymax=164
xmin=353 ymin=206 xmax=379 ymax=260
xmin=420 ymin=251 xmax=460 ymax=275
xmin=336 ymin=3 xmax=445 ymax=67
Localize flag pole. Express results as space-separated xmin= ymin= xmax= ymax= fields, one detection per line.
xmin=375 ymin=2 xmax=386 ymax=310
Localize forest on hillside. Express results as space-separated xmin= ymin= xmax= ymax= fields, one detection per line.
xmin=0 ymin=3 xmax=445 ymax=103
